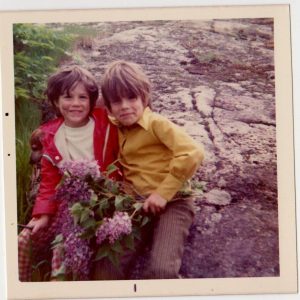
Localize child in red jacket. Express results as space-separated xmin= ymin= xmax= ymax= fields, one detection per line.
xmin=18 ymin=66 xmax=119 ymax=281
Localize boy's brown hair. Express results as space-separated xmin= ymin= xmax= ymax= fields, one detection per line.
xmin=101 ymin=60 xmax=151 ymax=110
xmin=45 ymin=65 xmax=99 ymax=116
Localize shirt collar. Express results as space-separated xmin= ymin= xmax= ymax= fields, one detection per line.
xmin=136 ymin=106 xmax=151 ymax=130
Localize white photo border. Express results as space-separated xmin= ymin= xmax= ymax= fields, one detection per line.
xmin=0 ymin=4 xmax=297 ymax=300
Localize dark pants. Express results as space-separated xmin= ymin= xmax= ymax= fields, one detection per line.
xmin=92 ymin=198 xmax=195 ymax=280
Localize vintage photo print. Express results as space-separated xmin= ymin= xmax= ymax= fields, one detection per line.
xmin=0 ymin=4 xmax=297 ymax=299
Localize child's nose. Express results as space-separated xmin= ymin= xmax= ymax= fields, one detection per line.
xmin=71 ymin=97 xmax=81 ymax=105
xmin=120 ymin=99 xmax=130 ymax=109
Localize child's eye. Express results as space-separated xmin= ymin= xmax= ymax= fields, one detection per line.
xmin=127 ymin=93 xmax=137 ymax=100
xmin=111 ymin=98 xmax=121 ymax=104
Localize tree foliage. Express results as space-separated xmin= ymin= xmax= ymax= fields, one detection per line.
xmin=13 ymin=23 xmax=73 ymax=103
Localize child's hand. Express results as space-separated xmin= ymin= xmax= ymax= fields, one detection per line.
xmin=143 ymin=192 xmax=167 ymax=215
xmin=28 ymin=215 xmax=50 ymax=235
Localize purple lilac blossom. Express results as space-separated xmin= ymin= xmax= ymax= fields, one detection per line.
xmin=95 ymin=217 xmax=109 ymax=245
xmin=54 ymin=159 xmax=102 ymax=279
xmin=55 ymin=200 xmax=72 ymax=235
xmin=96 ymin=212 xmax=132 ymax=245
xmin=60 ymin=159 xmax=101 ymax=180
xmin=63 ymin=227 xmax=93 ymax=280
xmin=56 ymin=177 xmax=91 ymax=203
xmin=55 ymin=201 xmax=92 ymax=279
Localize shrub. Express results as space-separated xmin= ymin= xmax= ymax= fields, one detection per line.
xmin=14 ymin=23 xmax=75 ymax=224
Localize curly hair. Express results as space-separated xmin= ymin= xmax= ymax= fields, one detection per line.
xmin=45 ymin=65 xmax=99 ymax=116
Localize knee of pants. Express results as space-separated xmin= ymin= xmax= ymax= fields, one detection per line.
xmin=92 ymin=259 xmax=125 ymax=280
xmin=18 ymin=229 xmax=32 ymax=250
xmin=145 ymin=258 xmax=181 ymax=279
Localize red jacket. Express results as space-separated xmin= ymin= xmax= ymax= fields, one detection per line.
xmin=32 ymin=108 xmax=119 ymax=217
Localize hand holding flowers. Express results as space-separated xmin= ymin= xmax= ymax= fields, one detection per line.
xmin=28 ymin=215 xmax=50 ymax=235
xmin=143 ymin=192 xmax=167 ymax=215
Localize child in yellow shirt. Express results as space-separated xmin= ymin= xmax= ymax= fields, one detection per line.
xmin=100 ymin=60 xmax=204 ymax=279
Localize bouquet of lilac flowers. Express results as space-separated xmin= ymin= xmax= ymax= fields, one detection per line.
xmin=52 ymin=159 xmax=150 ymax=280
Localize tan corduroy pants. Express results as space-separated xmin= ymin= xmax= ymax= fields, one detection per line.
xmin=92 ymin=198 xmax=195 ymax=280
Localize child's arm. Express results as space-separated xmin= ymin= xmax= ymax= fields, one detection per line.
xmin=28 ymin=214 xmax=50 ymax=235
xmin=31 ymin=157 xmax=61 ymax=217
xmin=28 ymin=155 xmax=60 ymax=234
xmin=151 ymin=114 xmax=205 ymax=201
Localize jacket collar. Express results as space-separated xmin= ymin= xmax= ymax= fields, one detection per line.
xmin=40 ymin=109 xmax=112 ymax=166
xmin=40 ymin=117 xmax=64 ymax=135
xmin=92 ymin=107 xmax=109 ymax=165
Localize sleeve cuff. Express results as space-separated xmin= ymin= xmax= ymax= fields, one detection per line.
xmin=32 ymin=200 xmax=57 ymax=217
xmin=155 ymin=173 xmax=184 ymax=201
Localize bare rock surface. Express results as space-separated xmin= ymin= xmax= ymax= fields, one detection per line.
xmin=69 ymin=19 xmax=278 ymax=278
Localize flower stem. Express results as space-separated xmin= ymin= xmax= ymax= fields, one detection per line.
xmin=130 ymin=206 xmax=141 ymax=219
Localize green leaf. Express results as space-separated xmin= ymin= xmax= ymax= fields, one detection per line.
xmin=41 ymin=56 xmax=54 ymax=62
xmin=133 ymin=202 xmax=143 ymax=211
xmin=51 ymin=234 xmax=63 ymax=248
xmin=80 ymin=208 xmax=90 ymax=224
xmin=123 ymin=195 xmax=134 ymax=208
xmin=111 ymin=240 xmax=123 ymax=254
xmin=110 ymin=182 xmax=119 ymax=194
xmin=114 ymin=195 xmax=125 ymax=210
xmin=94 ymin=251 xmax=108 ymax=262
xmin=123 ymin=234 xmax=135 ymax=250
xmin=70 ymin=202 xmax=83 ymax=215
xmin=94 ymin=244 xmax=110 ymax=261
xmin=107 ymin=251 xmax=120 ymax=268
xmin=70 ymin=202 xmax=84 ymax=225
xmin=89 ymin=191 xmax=98 ymax=206
xmin=97 ymin=198 xmax=109 ymax=218
xmin=141 ymin=216 xmax=150 ymax=227
xmin=106 ymin=163 xmax=118 ymax=175
xmin=81 ymin=217 xmax=96 ymax=230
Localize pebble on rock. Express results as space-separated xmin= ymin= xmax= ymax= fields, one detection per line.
xmin=204 ymin=189 xmax=232 ymax=206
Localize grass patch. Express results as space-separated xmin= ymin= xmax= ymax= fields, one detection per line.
xmin=16 ymin=99 xmax=41 ymax=225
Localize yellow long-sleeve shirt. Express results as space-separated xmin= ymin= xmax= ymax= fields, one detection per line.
xmin=116 ymin=107 xmax=204 ymax=201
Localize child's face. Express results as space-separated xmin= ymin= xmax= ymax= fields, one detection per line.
xmin=110 ymin=96 xmax=144 ymax=127
xmin=56 ymin=82 xmax=90 ymax=127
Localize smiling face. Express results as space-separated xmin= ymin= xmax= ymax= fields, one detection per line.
xmin=110 ymin=96 xmax=145 ymax=127
xmin=56 ymin=82 xmax=90 ymax=128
